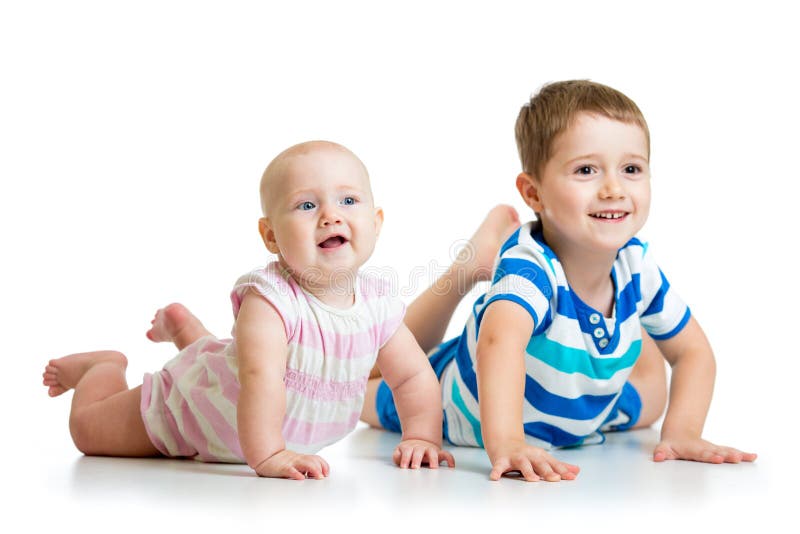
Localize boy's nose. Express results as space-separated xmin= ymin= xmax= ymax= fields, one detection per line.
xmin=599 ymin=174 xmax=625 ymax=198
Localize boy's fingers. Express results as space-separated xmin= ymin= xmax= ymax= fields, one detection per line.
xmin=423 ymin=449 xmax=439 ymax=469
xmin=699 ymin=449 xmax=724 ymax=464
xmin=441 ymin=450 xmax=456 ymax=467
xmin=410 ymin=448 xmax=426 ymax=469
xmin=532 ymin=460 xmax=559 ymax=481
xmin=399 ymin=447 xmax=412 ymax=468
xmin=565 ymin=462 xmax=580 ymax=474
xmin=720 ymin=447 xmax=743 ymax=464
xmin=490 ymin=459 xmax=510 ymax=481
xmin=518 ymin=461 xmax=539 ymax=482
xmin=653 ymin=444 xmax=673 ymax=462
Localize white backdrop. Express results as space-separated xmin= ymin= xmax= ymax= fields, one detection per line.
xmin=2 ymin=0 xmax=797 ymax=529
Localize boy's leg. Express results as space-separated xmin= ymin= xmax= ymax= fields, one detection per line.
xmin=146 ymin=303 xmax=213 ymax=351
xmin=405 ymin=205 xmax=520 ymax=354
xmin=43 ymin=351 xmax=160 ymax=456
xmin=368 ymin=206 xmax=519 ymax=381
xmin=627 ymin=331 xmax=668 ymax=428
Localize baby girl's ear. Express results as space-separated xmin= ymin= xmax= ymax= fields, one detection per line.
xmin=373 ymin=207 xmax=384 ymax=237
xmin=258 ymin=217 xmax=280 ymax=254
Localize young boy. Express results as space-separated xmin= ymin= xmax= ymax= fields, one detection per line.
xmin=362 ymin=80 xmax=756 ymax=481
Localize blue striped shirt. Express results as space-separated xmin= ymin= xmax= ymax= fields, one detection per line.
xmin=440 ymin=221 xmax=690 ymax=448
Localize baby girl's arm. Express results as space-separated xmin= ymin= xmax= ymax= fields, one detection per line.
xmin=654 ymin=316 xmax=756 ymax=464
xmin=377 ymin=323 xmax=455 ymax=469
xmin=477 ymin=300 xmax=579 ymax=482
xmin=235 ymin=290 xmax=329 ymax=479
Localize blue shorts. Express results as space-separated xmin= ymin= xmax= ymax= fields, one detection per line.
xmin=375 ymin=337 xmax=642 ymax=445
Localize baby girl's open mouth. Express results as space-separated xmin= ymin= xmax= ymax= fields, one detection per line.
xmin=589 ymin=210 xmax=629 ymax=221
xmin=318 ymin=235 xmax=348 ymax=249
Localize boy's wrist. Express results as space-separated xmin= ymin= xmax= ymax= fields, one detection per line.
xmin=660 ymin=422 xmax=702 ymax=442
xmin=484 ymin=434 xmax=527 ymax=458
xmin=400 ymin=432 xmax=442 ymax=447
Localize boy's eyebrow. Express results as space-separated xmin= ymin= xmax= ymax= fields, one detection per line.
xmin=622 ymin=152 xmax=649 ymax=162
xmin=563 ymin=152 xmax=648 ymax=165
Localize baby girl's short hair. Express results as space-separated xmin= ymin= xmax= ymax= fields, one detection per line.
xmin=515 ymin=80 xmax=650 ymax=176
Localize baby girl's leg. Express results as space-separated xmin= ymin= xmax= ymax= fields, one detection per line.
xmin=43 ymin=351 xmax=159 ymax=456
xmin=146 ymin=303 xmax=213 ymax=351
xmin=627 ymin=331 xmax=668 ymax=428
xmin=405 ymin=204 xmax=520 ymax=354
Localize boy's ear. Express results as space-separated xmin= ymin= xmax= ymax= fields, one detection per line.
xmin=516 ymin=172 xmax=544 ymax=212
xmin=373 ymin=207 xmax=384 ymax=237
xmin=258 ymin=217 xmax=280 ymax=254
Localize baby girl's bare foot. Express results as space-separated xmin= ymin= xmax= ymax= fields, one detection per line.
xmin=146 ymin=303 xmax=211 ymax=350
xmin=455 ymin=204 xmax=520 ymax=284
xmin=42 ymin=351 xmax=127 ymax=397
xmin=146 ymin=303 xmax=192 ymax=343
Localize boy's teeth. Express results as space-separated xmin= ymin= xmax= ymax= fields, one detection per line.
xmin=592 ymin=212 xmax=625 ymax=219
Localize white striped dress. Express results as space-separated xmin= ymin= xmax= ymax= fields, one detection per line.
xmin=140 ymin=262 xmax=405 ymax=462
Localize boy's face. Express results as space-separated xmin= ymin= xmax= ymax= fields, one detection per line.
xmin=519 ymin=113 xmax=651 ymax=255
xmin=259 ymin=147 xmax=383 ymax=285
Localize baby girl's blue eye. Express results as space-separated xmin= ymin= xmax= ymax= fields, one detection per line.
xmin=341 ymin=197 xmax=356 ymax=206
xmin=298 ymin=201 xmax=316 ymax=211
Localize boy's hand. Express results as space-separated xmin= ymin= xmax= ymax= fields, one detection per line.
xmin=488 ymin=441 xmax=580 ymax=482
xmin=654 ymin=437 xmax=757 ymax=464
xmin=393 ymin=439 xmax=455 ymax=469
xmin=254 ymin=449 xmax=330 ymax=480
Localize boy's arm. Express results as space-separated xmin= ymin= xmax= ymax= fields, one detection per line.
xmin=477 ymin=300 xmax=579 ymax=482
xmin=235 ymin=290 xmax=330 ymax=479
xmin=377 ymin=322 xmax=455 ymax=469
xmin=654 ymin=316 xmax=756 ymax=463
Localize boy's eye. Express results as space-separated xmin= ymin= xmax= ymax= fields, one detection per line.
xmin=341 ymin=196 xmax=357 ymax=206
xmin=624 ymin=165 xmax=641 ymax=174
xmin=576 ymin=166 xmax=595 ymax=175
xmin=298 ymin=201 xmax=316 ymax=211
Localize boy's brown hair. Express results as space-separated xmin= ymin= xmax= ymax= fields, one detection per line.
xmin=515 ymin=80 xmax=650 ymax=177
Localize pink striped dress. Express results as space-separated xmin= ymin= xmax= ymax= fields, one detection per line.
xmin=140 ymin=262 xmax=405 ymax=462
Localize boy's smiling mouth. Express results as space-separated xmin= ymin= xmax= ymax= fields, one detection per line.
xmin=318 ymin=235 xmax=348 ymax=249
xmin=589 ymin=210 xmax=629 ymax=221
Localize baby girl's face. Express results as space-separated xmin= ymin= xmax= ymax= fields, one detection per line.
xmin=262 ymin=146 xmax=382 ymax=288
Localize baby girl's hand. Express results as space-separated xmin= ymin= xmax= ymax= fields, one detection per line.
xmin=654 ymin=437 xmax=757 ymax=464
xmin=393 ymin=439 xmax=455 ymax=469
xmin=487 ymin=440 xmax=580 ymax=482
xmin=254 ymin=449 xmax=330 ymax=480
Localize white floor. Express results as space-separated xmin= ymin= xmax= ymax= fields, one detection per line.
xmin=11 ymin=415 xmax=783 ymax=533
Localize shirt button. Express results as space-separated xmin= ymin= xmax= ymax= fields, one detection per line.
xmin=593 ymin=327 xmax=604 ymax=339
xmin=589 ymin=313 xmax=601 ymax=325
xmin=598 ymin=338 xmax=609 ymax=348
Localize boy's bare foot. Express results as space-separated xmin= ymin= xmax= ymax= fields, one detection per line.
xmin=146 ymin=303 xmax=211 ymax=350
xmin=43 ymin=351 xmax=127 ymax=397
xmin=455 ymin=204 xmax=520 ymax=284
